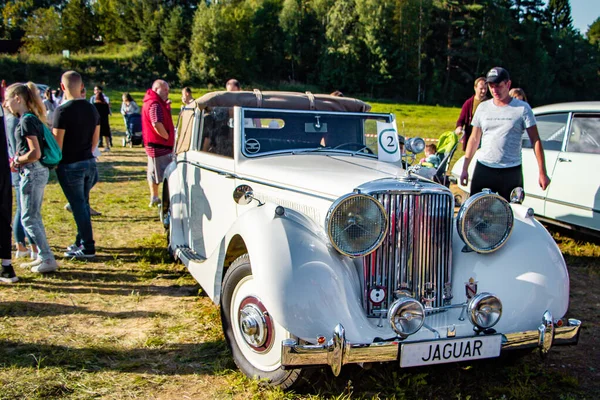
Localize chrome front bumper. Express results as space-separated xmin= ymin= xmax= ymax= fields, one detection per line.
xmin=281 ymin=314 xmax=581 ymax=376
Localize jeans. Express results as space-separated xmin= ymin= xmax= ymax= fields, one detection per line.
xmin=13 ymin=180 xmax=35 ymax=246
xmin=19 ymin=162 xmax=54 ymax=260
xmin=56 ymin=158 xmax=98 ymax=251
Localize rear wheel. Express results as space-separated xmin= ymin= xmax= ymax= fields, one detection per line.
xmin=221 ymin=254 xmax=306 ymax=388
xmin=161 ymin=184 xmax=175 ymax=260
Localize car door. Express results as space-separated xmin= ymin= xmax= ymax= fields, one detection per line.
xmin=543 ymin=113 xmax=600 ymax=231
xmin=521 ymin=112 xmax=569 ymax=216
xmin=185 ymin=107 xmax=238 ymax=259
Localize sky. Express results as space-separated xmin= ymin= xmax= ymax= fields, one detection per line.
xmin=544 ymin=0 xmax=600 ymax=35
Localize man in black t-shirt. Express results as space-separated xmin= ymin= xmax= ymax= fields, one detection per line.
xmin=52 ymin=71 xmax=100 ymax=259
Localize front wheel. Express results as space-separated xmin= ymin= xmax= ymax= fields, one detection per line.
xmin=221 ymin=254 xmax=306 ymax=388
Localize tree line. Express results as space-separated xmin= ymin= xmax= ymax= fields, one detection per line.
xmin=1 ymin=0 xmax=599 ymax=106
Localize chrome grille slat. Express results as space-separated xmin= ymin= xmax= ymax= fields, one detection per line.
xmin=364 ymin=191 xmax=453 ymax=317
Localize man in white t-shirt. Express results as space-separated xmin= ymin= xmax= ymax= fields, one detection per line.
xmin=460 ymin=67 xmax=550 ymax=201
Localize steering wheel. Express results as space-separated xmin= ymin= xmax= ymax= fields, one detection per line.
xmin=333 ymin=142 xmax=374 ymax=154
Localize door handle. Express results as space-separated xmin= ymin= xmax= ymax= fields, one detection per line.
xmin=558 ymin=157 xmax=571 ymax=162
xmin=218 ymin=171 xmax=236 ymax=179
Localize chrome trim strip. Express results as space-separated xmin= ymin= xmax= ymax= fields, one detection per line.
xmin=545 ymin=197 xmax=600 ymax=214
xmin=281 ymin=319 xmax=582 ymax=371
xmin=176 ymin=159 xmax=337 ymax=202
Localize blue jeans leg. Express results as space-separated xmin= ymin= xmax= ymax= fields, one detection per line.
xmin=13 ymin=181 xmax=34 ymax=246
xmin=56 ymin=159 xmax=98 ymax=252
xmin=19 ymin=163 xmax=53 ymax=260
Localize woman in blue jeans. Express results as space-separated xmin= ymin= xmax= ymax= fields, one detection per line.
xmin=4 ymin=109 xmax=38 ymax=260
xmin=3 ymin=82 xmax=59 ymax=273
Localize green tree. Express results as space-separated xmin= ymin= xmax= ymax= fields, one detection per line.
xmin=133 ymin=0 xmax=165 ymax=52
xmin=586 ymin=16 xmax=600 ymax=45
xmin=62 ymin=0 xmax=95 ymax=51
xmin=161 ymin=5 xmax=191 ymax=70
xmin=22 ymin=7 xmax=63 ymax=53
xmin=546 ymin=0 xmax=573 ymax=31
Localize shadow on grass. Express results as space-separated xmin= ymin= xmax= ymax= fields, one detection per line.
xmin=0 ymin=339 xmax=232 ymax=376
xmin=290 ymin=353 xmax=582 ymax=400
xmin=0 ymin=301 xmax=168 ymax=319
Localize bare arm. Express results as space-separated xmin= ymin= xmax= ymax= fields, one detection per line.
xmin=460 ymin=126 xmax=482 ymax=186
xmin=52 ymin=128 xmax=65 ymax=150
xmin=152 ymin=122 xmax=169 ymax=140
xmin=92 ymin=125 xmax=100 ymax=150
xmin=526 ymin=125 xmax=550 ymax=190
xmin=14 ymin=136 xmax=42 ymax=165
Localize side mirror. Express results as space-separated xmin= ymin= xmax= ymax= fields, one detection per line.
xmin=233 ymin=184 xmax=264 ymax=206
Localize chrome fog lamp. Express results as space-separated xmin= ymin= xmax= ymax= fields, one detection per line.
xmin=467 ymin=292 xmax=502 ymax=330
xmin=510 ymin=187 xmax=525 ymax=204
xmin=405 ymin=137 xmax=425 ymax=154
xmin=457 ymin=190 xmax=514 ymax=253
xmin=326 ymin=193 xmax=388 ymax=257
xmin=388 ymin=297 xmax=425 ymax=337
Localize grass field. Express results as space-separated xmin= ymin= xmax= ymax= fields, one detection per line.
xmin=0 ymin=99 xmax=598 ymax=399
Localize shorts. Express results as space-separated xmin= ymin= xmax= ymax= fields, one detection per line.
xmin=147 ymin=154 xmax=172 ymax=184
xmin=470 ymin=161 xmax=523 ymax=202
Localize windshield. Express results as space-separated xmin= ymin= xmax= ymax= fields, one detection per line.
xmin=241 ymin=109 xmax=393 ymax=157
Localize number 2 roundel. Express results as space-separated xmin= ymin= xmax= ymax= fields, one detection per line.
xmin=378 ymin=128 xmax=398 ymax=155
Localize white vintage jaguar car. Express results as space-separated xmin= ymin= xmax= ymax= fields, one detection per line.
xmin=162 ymin=91 xmax=581 ymax=388
xmin=452 ymin=101 xmax=600 ymax=234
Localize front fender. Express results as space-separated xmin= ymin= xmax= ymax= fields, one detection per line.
xmin=451 ymin=203 xmax=569 ymax=332
xmin=216 ymin=203 xmax=396 ymax=343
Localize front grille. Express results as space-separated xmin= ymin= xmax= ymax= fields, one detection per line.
xmin=363 ymin=191 xmax=453 ymax=317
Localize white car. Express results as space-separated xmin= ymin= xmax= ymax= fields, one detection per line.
xmin=452 ymin=101 xmax=600 ymax=233
xmin=162 ymin=91 xmax=581 ymax=388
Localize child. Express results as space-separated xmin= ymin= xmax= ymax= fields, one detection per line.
xmin=4 ymin=82 xmax=59 ymax=273
xmin=420 ymin=143 xmax=441 ymax=168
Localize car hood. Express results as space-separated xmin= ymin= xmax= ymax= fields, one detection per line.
xmin=236 ymin=154 xmax=406 ymax=199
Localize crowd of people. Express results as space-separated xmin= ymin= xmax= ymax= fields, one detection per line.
xmin=1 ymin=67 xmax=549 ymax=283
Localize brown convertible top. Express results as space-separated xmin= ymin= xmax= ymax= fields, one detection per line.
xmin=194 ymin=90 xmax=371 ymax=113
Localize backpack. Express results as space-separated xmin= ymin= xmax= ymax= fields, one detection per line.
xmin=23 ymin=113 xmax=62 ymax=168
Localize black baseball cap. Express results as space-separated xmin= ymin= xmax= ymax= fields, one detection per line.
xmin=486 ymin=67 xmax=510 ymax=84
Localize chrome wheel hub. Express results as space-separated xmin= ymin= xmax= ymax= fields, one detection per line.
xmin=238 ymin=297 xmax=273 ymax=352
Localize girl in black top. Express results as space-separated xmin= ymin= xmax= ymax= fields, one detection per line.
xmin=94 ymin=90 xmax=112 ymax=151
xmin=4 ymin=82 xmax=59 ymax=273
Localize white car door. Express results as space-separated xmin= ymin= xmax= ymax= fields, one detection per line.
xmin=543 ymin=113 xmax=600 ymax=231
xmin=521 ymin=112 xmax=569 ymax=216
xmin=185 ymin=108 xmax=238 ymax=259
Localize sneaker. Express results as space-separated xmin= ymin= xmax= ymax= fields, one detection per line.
xmin=15 ymin=249 xmax=30 ymax=258
xmin=31 ymin=251 xmax=38 ymax=260
xmin=21 ymin=257 xmax=43 ymax=269
xmin=63 ymin=248 xmax=95 ymax=259
xmin=102 ymin=147 xmax=111 ymax=153
xmin=0 ymin=265 xmax=18 ymax=283
xmin=64 ymin=203 xmax=72 ymax=212
xmin=66 ymin=244 xmax=83 ymax=252
xmin=31 ymin=259 xmax=58 ymax=273
xmin=90 ymin=207 xmax=102 ymax=216
xmin=149 ymin=197 xmax=161 ymax=208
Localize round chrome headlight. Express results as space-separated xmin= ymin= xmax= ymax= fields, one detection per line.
xmin=457 ymin=190 xmax=514 ymax=253
xmin=388 ymin=297 xmax=425 ymax=337
xmin=405 ymin=137 xmax=426 ymax=154
xmin=467 ymin=292 xmax=502 ymax=329
xmin=326 ymin=193 xmax=388 ymax=257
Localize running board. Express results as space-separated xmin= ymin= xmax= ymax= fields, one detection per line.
xmin=175 ymin=246 xmax=206 ymax=264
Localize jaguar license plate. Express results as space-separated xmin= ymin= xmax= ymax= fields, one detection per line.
xmin=400 ymin=335 xmax=502 ymax=367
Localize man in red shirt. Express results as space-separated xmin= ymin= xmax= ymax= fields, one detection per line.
xmin=141 ymin=80 xmax=174 ymax=207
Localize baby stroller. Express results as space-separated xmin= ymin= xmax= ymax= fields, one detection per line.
xmin=123 ymin=113 xmax=143 ymax=147
xmin=415 ymin=130 xmax=459 ymax=187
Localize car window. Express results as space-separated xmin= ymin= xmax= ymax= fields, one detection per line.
xmin=198 ymin=107 xmax=234 ymax=158
xmin=175 ymin=106 xmax=195 ymax=154
xmin=522 ymin=113 xmax=568 ymax=150
xmin=242 ymin=109 xmax=390 ymax=156
xmin=566 ymin=114 xmax=600 ymax=154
